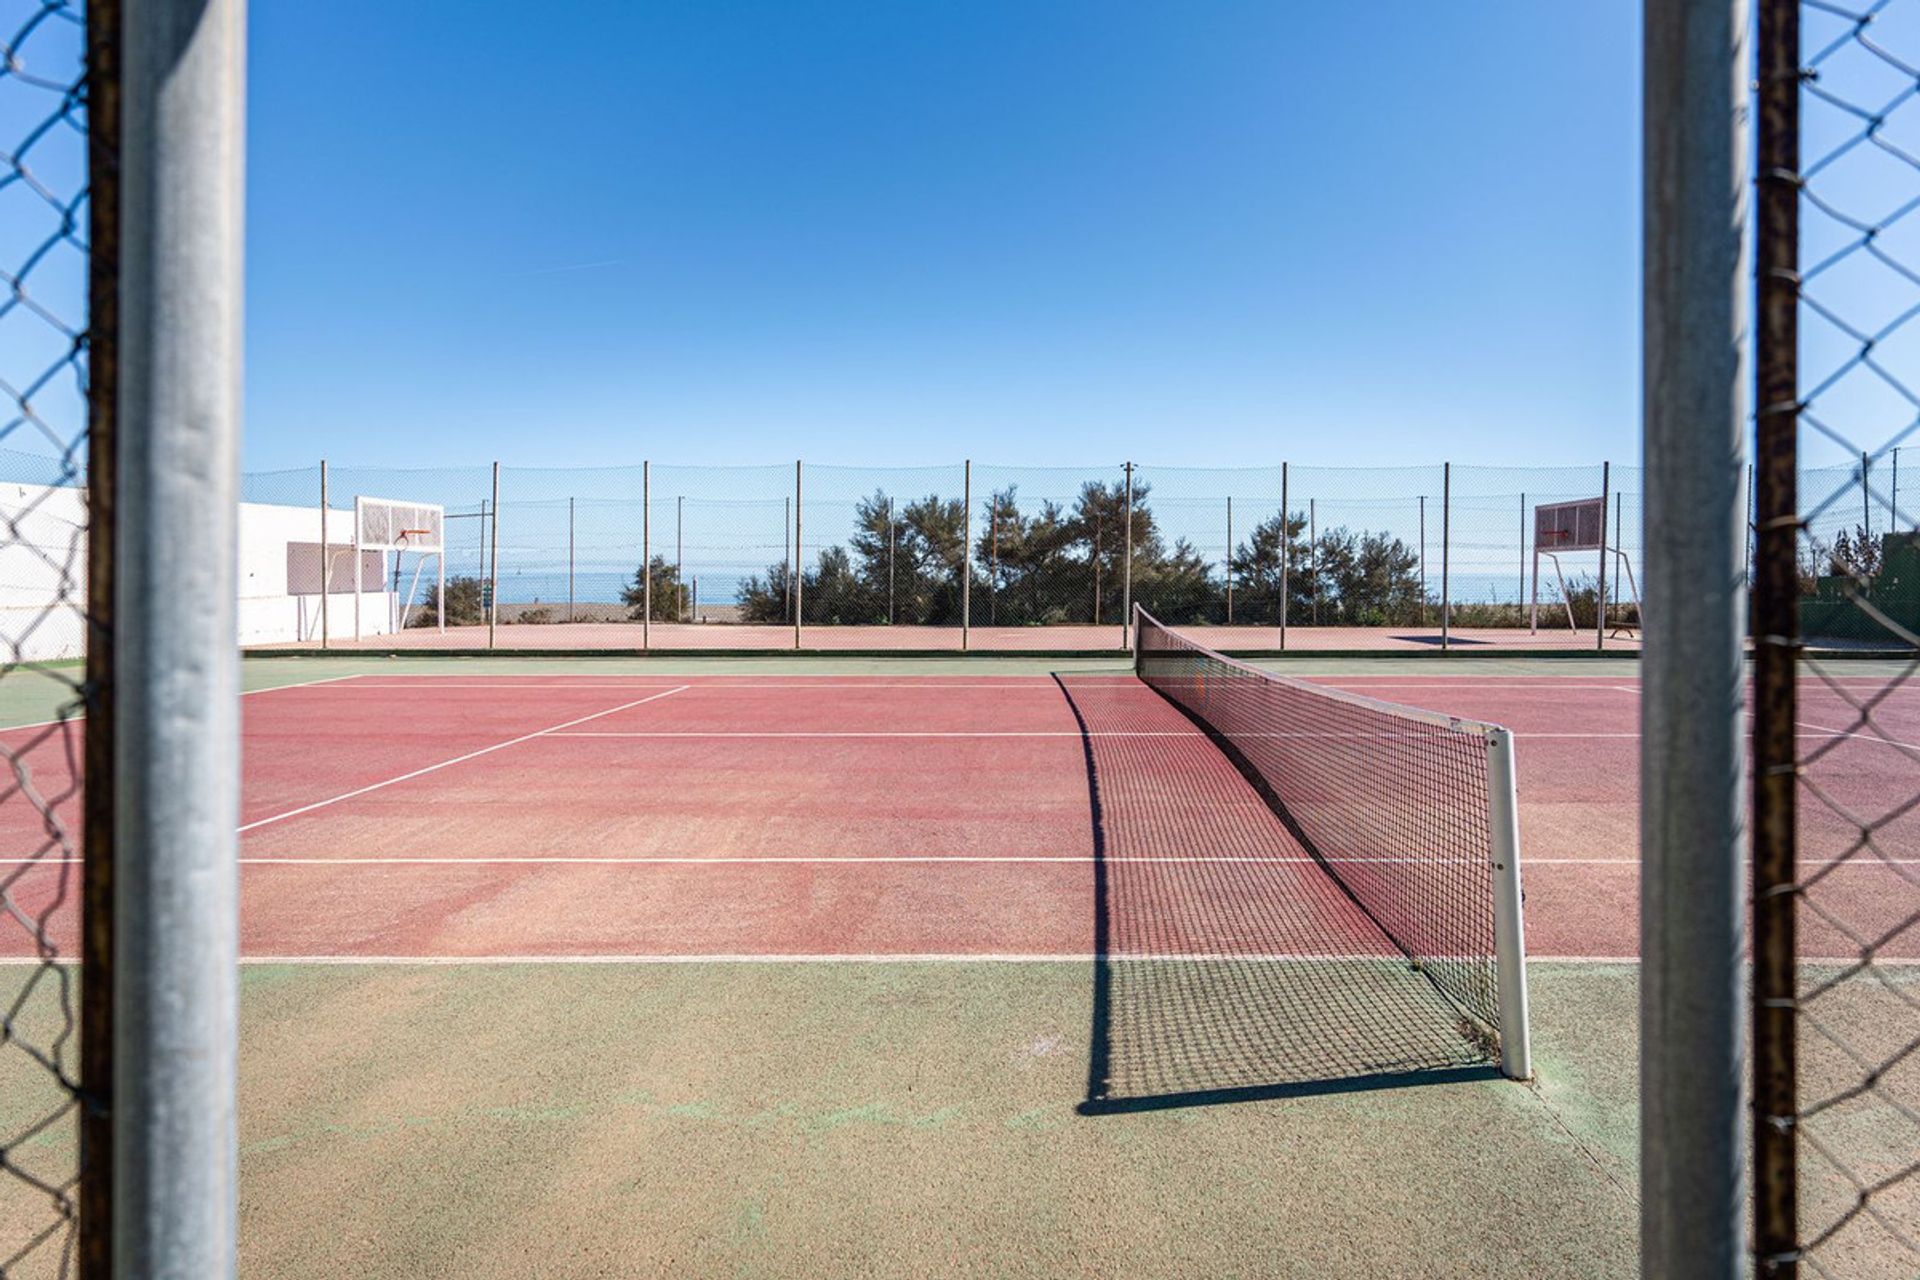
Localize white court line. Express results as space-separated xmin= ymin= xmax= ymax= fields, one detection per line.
xmin=4 ymin=952 xmax=1914 ymax=966
xmin=1794 ymin=718 xmax=1920 ymax=754
xmin=236 ymin=685 xmax=689 ymax=833
xmin=327 ymin=681 xmax=1097 ymax=690
xmin=1317 ymin=683 xmax=1646 ymax=691
xmin=241 ymin=855 xmax=1920 ymax=868
xmin=548 ymin=730 xmax=1195 ymax=739
xmin=10 ymin=854 xmax=1915 ymax=868
xmin=0 ymin=672 xmax=368 ymax=736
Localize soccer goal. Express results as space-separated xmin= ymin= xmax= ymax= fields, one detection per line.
xmin=354 ymin=496 xmax=447 ymax=636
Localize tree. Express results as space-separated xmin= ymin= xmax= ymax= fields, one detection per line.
xmin=1133 ymin=537 xmax=1217 ymax=623
xmin=1230 ymin=513 xmax=1425 ymax=626
xmin=412 ymin=574 xmax=485 ymax=627
xmin=1231 ymin=512 xmax=1312 ymax=624
xmin=1827 ymin=524 xmax=1883 ymax=583
xmin=620 ymin=555 xmax=685 ymax=621
xmin=973 ymin=486 xmax=1078 ymax=625
xmin=737 ymin=546 xmax=884 ymax=625
xmin=737 ymin=561 xmax=795 ymax=623
xmin=1319 ymin=529 xmax=1424 ymax=625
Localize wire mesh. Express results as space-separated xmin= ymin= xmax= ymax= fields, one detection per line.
xmin=1057 ymin=672 xmax=1492 ymax=1112
xmin=1132 ymin=611 xmax=1505 ymax=1046
xmin=1754 ymin=2 xmax=1920 ymax=1275
xmin=0 ymin=0 xmax=97 ymax=1272
xmin=251 ymin=457 xmax=1676 ymax=652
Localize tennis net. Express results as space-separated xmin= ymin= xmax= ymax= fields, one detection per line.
xmin=1132 ymin=607 xmax=1532 ymax=1079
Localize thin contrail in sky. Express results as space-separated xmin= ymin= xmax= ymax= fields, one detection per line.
xmin=513 ymin=257 xmax=626 ymax=278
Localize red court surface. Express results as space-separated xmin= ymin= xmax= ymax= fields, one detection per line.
xmin=0 ymin=669 xmax=1911 ymax=963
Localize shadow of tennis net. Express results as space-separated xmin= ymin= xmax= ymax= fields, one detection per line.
xmin=1055 ymin=675 xmax=1496 ymax=1113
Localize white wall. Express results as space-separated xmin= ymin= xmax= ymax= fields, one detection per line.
xmin=0 ymin=483 xmax=400 ymax=660
xmin=237 ymin=501 xmax=398 ymax=646
xmin=0 ymin=480 xmax=87 ymax=662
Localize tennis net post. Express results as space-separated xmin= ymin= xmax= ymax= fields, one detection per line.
xmin=1484 ymin=724 xmax=1531 ymax=1080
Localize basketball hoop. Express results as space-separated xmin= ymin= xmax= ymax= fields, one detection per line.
xmin=1530 ymin=496 xmax=1642 ymax=635
xmin=353 ymin=497 xmax=448 ymax=638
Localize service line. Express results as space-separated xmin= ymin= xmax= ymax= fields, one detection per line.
xmin=238 ymin=685 xmax=690 ymax=833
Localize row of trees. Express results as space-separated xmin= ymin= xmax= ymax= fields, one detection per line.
xmin=729 ymin=480 xmax=1431 ymax=627
xmin=411 ymin=481 xmax=1437 ymax=627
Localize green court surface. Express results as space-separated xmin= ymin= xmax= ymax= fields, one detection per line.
xmin=1 ymin=963 xmax=1644 ymax=1277
xmin=232 ymin=961 xmax=1641 ymax=1278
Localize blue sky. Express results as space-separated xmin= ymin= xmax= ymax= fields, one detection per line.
xmin=244 ymin=1 xmax=1641 ymax=472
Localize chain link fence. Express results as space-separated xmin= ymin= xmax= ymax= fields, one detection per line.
xmin=0 ymin=0 xmax=103 ymax=1273
xmin=106 ymin=444 xmax=1920 ymax=655
xmin=1754 ymin=0 xmax=1920 ymax=1275
xmin=195 ymin=453 xmax=1704 ymax=653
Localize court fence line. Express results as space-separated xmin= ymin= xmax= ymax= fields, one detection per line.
xmin=0 ymin=4 xmax=108 ymax=1276
xmin=1750 ymin=2 xmax=1920 ymax=1277
xmin=188 ymin=447 xmax=1915 ymax=653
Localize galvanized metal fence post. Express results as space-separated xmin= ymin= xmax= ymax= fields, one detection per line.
xmin=1518 ymin=492 xmax=1526 ymax=614
xmin=1419 ymin=493 xmax=1427 ymax=625
xmin=1615 ymin=490 xmax=1625 ymax=627
xmin=794 ymin=460 xmax=803 ymax=650
xmin=676 ymin=494 xmax=684 ymax=624
xmin=1122 ymin=461 xmax=1133 ymax=650
xmin=80 ymin=0 xmax=121 ymax=1255
xmin=488 ymin=461 xmax=500 ymax=649
xmin=642 ymin=461 xmax=650 ymax=650
xmin=1309 ymin=498 xmax=1318 ymax=626
xmin=962 ymin=458 xmax=971 ymax=650
xmin=1440 ymin=464 xmax=1451 ymax=651
xmin=117 ymin=0 xmax=246 ymax=1272
xmin=1598 ymin=460 xmax=1611 ymax=650
xmin=319 ymin=459 xmax=329 ymax=648
xmin=989 ymin=501 xmax=998 ymax=626
xmin=1752 ymin=0 xmax=1799 ymax=1270
xmin=1862 ymin=449 xmax=1871 ymax=538
xmin=567 ymin=495 xmax=574 ymax=623
xmin=1279 ymin=463 xmax=1289 ymax=648
xmin=1225 ymin=495 xmax=1234 ymax=624
xmin=1643 ymin=1 xmax=1750 ymax=1275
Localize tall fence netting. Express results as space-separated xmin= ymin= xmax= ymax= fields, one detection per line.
xmin=0 ymin=1 xmax=97 ymax=1273
xmin=194 ymin=454 xmax=1706 ymax=652
xmin=1754 ymin=2 xmax=1920 ymax=1275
